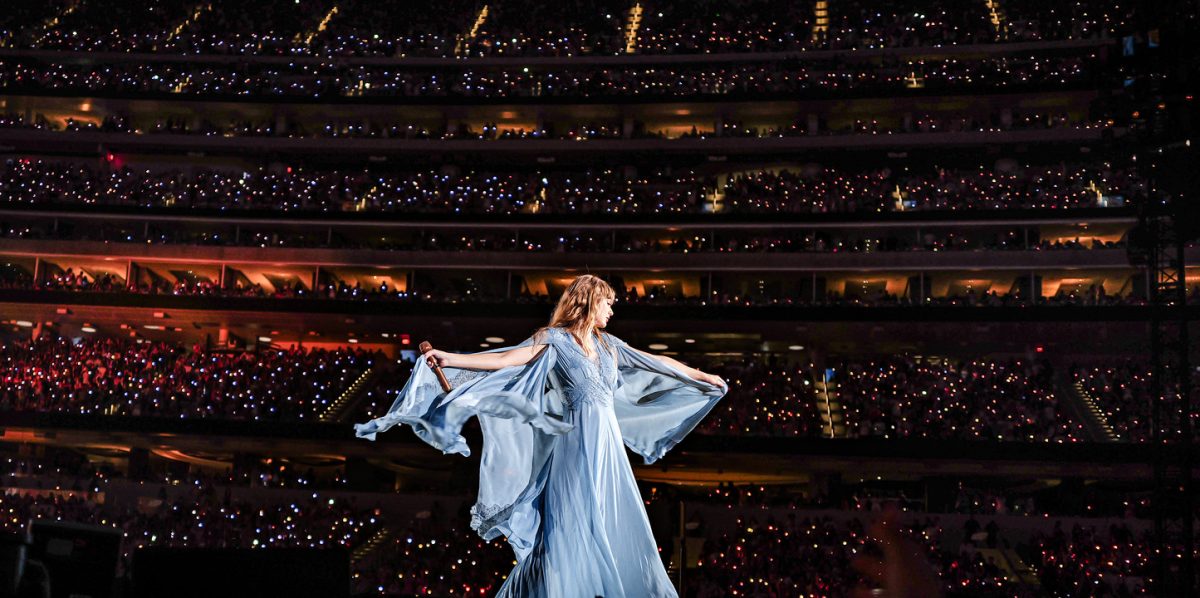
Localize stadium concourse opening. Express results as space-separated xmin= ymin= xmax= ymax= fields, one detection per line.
xmin=0 ymin=0 xmax=1196 ymax=596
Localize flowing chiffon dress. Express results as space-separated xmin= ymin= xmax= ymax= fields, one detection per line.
xmin=354 ymin=327 xmax=727 ymax=597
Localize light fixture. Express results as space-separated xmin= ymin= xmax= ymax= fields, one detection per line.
xmin=81 ymin=326 xmax=96 ymax=333
xmin=258 ymin=337 xmax=272 ymax=343
xmin=480 ymin=343 xmax=490 ymax=348
xmin=788 ymin=345 xmax=805 ymax=351
xmin=485 ymin=337 xmax=505 ymax=343
xmin=143 ymin=325 xmax=164 ymax=330
xmin=684 ymin=338 xmax=695 ymax=344
xmin=648 ymin=343 xmax=669 ymax=350
xmin=15 ymin=320 xmax=33 ymax=328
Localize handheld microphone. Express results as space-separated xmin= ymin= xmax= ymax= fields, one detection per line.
xmin=419 ymin=341 xmax=453 ymax=392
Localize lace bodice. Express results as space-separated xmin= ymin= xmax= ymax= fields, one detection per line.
xmin=544 ymin=327 xmax=620 ymax=408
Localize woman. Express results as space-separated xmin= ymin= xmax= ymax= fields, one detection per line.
xmin=355 ymin=275 xmax=728 ymax=597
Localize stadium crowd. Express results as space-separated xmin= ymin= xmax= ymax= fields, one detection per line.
xmin=0 ymin=159 xmax=1144 ymax=214
xmin=351 ymin=509 xmax=515 ymax=597
xmin=0 ymin=330 xmax=1100 ymax=443
xmin=1023 ymin=522 xmax=1154 ymax=597
xmin=1071 ymin=363 xmax=1200 ymax=444
xmin=682 ymin=479 xmax=1152 ymax=520
xmin=832 ymin=356 xmax=1085 ymax=442
xmin=0 ymin=485 xmax=385 ymax=573
xmin=684 ymin=512 xmax=1024 ymax=597
xmin=0 ymin=212 xmax=1129 ymax=254
xmin=2 ymin=449 xmax=350 ymax=492
xmin=0 ymin=266 xmax=1153 ymax=310
xmin=0 ymin=109 xmax=1102 ymax=141
xmin=0 ymin=1 xmax=1178 ymax=596
xmin=694 ymin=354 xmax=1087 ymax=442
xmin=0 ymin=476 xmax=1160 ymax=597
xmin=0 ymin=335 xmax=381 ymax=420
xmin=0 ymin=53 xmax=1102 ymax=99
xmin=1 ymin=0 xmax=1138 ymax=57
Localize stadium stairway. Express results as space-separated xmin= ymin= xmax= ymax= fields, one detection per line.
xmin=350 ymin=526 xmax=392 ymax=565
xmin=318 ymin=366 xmax=382 ymax=423
xmin=161 ymin=3 xmax=213 ymax=48
xmin=30 ymin=1 xmax=81 ymax=47
xmin=624 ymin=2 xmax=643 ymax=54
xmin=985 ymin=0 xmax=1009 ymax=40
xmin=814 ymin=374 xmax=846 ymax=438
xmin=1001 ymin=548 xmax=1042 ymax=587
xmin=949 ymin=522 xmax=1040 ymax=590
xmin=973 ymin=547 xmax=1042 ymax=589
xmin=456 ymin=4 xmax=491 ymax=57
xmin=811 ymin=0 xmax=829 ymax=43
xmin=296 ymin=5 xmax=341 ymax=47
xmin=1055 ymin=370 xmax=1120 ymax=442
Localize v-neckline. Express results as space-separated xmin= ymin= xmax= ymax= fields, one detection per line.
xmin=564 ymin=329 xmax=601 ymax=365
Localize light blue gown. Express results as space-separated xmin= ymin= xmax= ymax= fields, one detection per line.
xmin=354 ymin=327 xmax=727 ymax=597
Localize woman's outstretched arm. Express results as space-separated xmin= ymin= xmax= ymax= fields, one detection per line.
xmin=625 ymin=345 xmax=727 ymax=388
xmin=423 ymin=344 xmax=548 ymax=371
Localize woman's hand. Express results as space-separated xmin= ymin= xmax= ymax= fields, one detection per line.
xmin=696 ymin=371 xmax=727 ymax=389
xmin=422 ymin=348 xmax=454 ymax=369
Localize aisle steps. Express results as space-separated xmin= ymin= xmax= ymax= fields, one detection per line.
xmin=318 ymin=366 xmax=379 ymax=423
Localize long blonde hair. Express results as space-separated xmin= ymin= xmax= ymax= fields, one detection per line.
xmin=533 ymin=275 xmax=616 ymax=355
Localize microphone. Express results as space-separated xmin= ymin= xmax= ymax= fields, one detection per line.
xmin=420 ymin=341 xmax=453 ymax=393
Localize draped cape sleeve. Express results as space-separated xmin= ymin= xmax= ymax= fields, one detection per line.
xmin=605 ymin=333 xmax=728 ymax=464
xmin=352 ymin=329 xmax=727 ymax=559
